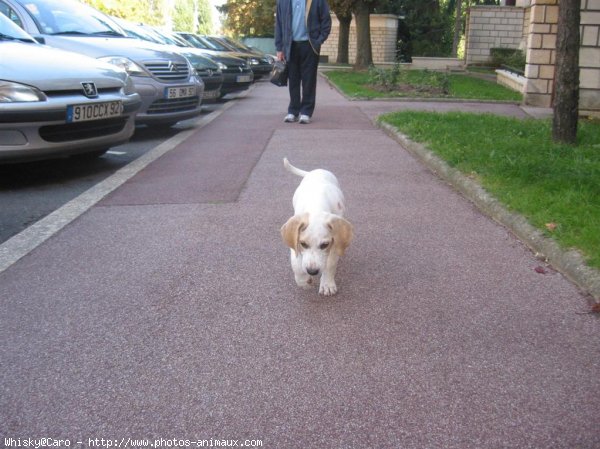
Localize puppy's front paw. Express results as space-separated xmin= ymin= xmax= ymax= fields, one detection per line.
xmin=319 ymin=280 xmax=337 ymax=296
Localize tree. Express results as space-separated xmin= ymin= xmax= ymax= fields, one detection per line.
xmin=451 ymin=0 xmax=462 ymax=57
xmin=219 ymin=0 xmax=276 ymax=36
xmin=81 ymin=0 xmax=166 ymax=26
xmin=196 ymin=0 xmax=214 ymax=34
xmin=377 ymin=0 xmax=454 ymax=60
xmin=329 ymin=0 xmax=354 ymax=64
xmin=170 ymin=0 xmax=213 ymax=33
xmin=352 ymin=0 xmax=376 ymax=69
xmin=552 ymin=0 xmax=580 ymax=144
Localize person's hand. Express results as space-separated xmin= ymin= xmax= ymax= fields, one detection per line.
xmin=277 ymin=51 xmax=285 ymax=62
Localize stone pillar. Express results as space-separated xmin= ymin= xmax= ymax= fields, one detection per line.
xmin=523 ymin=0 xmax=558 ymax=107
xmin=580 ymin=0 xmax=600 ymax=114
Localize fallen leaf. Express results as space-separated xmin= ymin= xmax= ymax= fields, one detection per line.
xmin=534 ymin=266 xmax=548 ymax=274
xmin=576 ymin=303 xmax=600 ymax=315
xmin=545 ymin=222 xmax=558 ymax=232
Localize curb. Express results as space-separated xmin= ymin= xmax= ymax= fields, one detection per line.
xmin=378 ymin=120 xmax=600 ymax=303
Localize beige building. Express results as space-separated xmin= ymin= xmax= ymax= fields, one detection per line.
xmin=465 ymin=0 xmax=600 ymax=114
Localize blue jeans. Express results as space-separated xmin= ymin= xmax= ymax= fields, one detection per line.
xmin=287 ymin=41 xmax=319 ymax=117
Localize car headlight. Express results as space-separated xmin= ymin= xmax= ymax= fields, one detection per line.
xmin=98 ymin=56 xmax=148 ymax=77
xmin=249 ymin=58 xmax=260 ymax=65
xmin=0 ymin=81 xmax=46 ymax=102
xmin=216 ymin=62 xmax=228 ymax=70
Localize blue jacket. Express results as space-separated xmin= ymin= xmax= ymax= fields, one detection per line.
xmin=275 ymin=0 xmax=332 ymax=60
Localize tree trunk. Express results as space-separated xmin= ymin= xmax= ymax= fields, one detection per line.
xmin=552 ymin=0 xmax=580 ymax=144
xmin=336 ymin=12 xmax=352 ymax=64
xmin=452 ymin=0 xmax=462 ymax=58
xmin=353 ymin=1 xmax=372 ymax=69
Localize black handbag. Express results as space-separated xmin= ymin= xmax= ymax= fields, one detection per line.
xmin=270 ymin=60 xmax=288 ymax=87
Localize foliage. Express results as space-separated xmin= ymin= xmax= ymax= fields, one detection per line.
xmin=81 ymin=0 xmax=212 ymax=32
xmin=490 ymin=48 xmax=526 ymax=73
xmin=327 ymin=68 xmax=521 ymax=101
xmin=379 ymin=111 xmax=600 ymax=268
xmin=195 ymin=0 xmax=214 ymax=34
xmin=367 ymin=64 xmax=450 ymax=94
xmin=218 ymin=0 xmax=276 ymax=37
xmin=81 ymin=0 xmax=166 ymax=26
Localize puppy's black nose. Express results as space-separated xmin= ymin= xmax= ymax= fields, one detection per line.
xmin=307 ymin=268 xmax=320 ymax=276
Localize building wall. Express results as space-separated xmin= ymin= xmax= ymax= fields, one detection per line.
xmin=580 ymin=0 xmax=600 ymax=112
xmin=523 ymin=0 xmax=558 ymax=107
xmin=465 ymin=1 xmax=600 ymax=113
xmin=523 ymin=0 xmax=600 ymax=112
xmin=465 ymin=6 xmax=525 ymax=65
xmin=320 ymin=14 xmax=399 ymax=64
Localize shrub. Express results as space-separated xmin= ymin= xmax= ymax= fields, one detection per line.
xmin=489 ymin=48 xmax=526 ymax=73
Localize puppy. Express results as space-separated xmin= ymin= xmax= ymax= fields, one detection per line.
xmin=280 ymin=158 xmax=353 ymax=296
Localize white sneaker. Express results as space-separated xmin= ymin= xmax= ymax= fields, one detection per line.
xmin=284 ymin=114 xmax=298 ymax=123
xmin=299 ymin=114 xmax=311 ymax=124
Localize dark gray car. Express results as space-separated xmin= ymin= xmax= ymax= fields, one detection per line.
xmin=0 ymin=0 xmax=204 ymax=128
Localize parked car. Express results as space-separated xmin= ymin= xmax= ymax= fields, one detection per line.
xmin=209 ymin=35 xmax=276 ymax=64
xmin=143 ymin=27 xmax=254 ymax=98
xmin=0 ymin=14 xmax=141 ymax=163
xmin=178 ymin=33 xmax=273 ymax=81
xmin=112 ymin=18 xmax=224 ymax=103
xmin=0 ymin=0 xmax=204 ymax=128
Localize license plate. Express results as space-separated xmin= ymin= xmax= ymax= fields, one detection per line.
xmin=236 ymin=75 xmax=252 ymax=83
xmin=203 ymin=89 xmax=220 ymax=99
xmin=165 ymin=85 xmax=196 ymax=99
xmin=66 ymin=101 xmax=122 ymax=123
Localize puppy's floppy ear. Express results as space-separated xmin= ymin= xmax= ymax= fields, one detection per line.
xmin=328 ymin=216 xmax=354 ymax=256
xmin=281 ymin=213 xmax=309 ymax=253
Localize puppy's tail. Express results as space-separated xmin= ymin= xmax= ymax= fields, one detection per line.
xmin=283 ymin=158 xmax=309 ymax=178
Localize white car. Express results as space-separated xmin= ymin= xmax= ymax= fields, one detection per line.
xmin=1 ymin=0 xmax=204 ymax=128
xmin=0 ymin=14 xmax=141 ymax=162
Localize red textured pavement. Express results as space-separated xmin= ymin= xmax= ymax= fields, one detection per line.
xmin=0 ymin=77 xmax=598 ymax=448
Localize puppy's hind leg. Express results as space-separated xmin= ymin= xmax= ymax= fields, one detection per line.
xmin=290 ymin=250 xmax=312 ymax=289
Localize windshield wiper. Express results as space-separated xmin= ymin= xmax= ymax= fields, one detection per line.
xmin=0 ymin=32 xmax=34 ymax=42
xmin=51 ymin=30 xmax=88 ymax=35
xmin=91 ymin=30 xmax=126 ymax=37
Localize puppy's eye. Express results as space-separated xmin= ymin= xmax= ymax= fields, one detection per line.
xmin=300 ymin=241 xmax=309 ymax=249
xmin=319 ymin=242 xmax=330 ymax=250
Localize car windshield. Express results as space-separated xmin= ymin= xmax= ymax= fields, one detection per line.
xmin=181 ymin=33 xmax=210 ymax=50
xmin=221 ymin=37 xmax=252 ymax=52
xmin=15 ymin=0 xmax=126 ymax=36
xmin=201 ymin=36 xmax=230 ymax=51
xmin=0 ymin=10 xmax=35 ymax=42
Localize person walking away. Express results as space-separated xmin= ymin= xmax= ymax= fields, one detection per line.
xmin=275 ymin=0 xmax=331 ymax=124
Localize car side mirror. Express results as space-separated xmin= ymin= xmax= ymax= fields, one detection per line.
xmin=34 ymin=36 xmax=45 ymax=44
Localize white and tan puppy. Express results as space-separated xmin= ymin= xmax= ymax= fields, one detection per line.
xmin=281 ymin=158 xmax=353 ymax=296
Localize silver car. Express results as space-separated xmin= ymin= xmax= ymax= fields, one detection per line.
xmin=0 ymin=14 xmax=141 ymax=162
xmin=0 ymin=0 xmax=204 ymax=128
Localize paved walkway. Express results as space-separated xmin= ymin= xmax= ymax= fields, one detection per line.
xmin=0 ymin=77 xmax=598 ymax=448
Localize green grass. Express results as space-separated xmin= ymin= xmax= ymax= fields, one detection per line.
xmin=379 ymin=111 xmax=600 ymax=268
xmin=324 ymin=69 xmax=522 ymax=102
